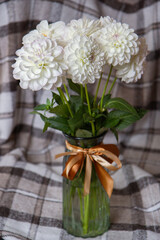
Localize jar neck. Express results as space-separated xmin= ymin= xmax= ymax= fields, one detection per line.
xmin=63 ymin=132 xmax=106 ymax=148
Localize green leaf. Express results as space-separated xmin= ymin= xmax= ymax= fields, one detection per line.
xmin=30 ymin=110 xmax=38 ymax=114
xmin=106 ymin=110 xmax=139 ymax=130
xmin=68 ymin=79 xmax=81 ymax=95
xmin=49 ymin=104 xmax=70 ymax=118
xmin=46 ymin=116 xmax=71 ymax=134
xmin=70 ymin=95 xmax=82 ymax=112
xmin=34 ymin=104 xmax=47 ymax=111
xmin=110 ymin=128 xmax=119 ymax=142
xmin=116 ymin=114 xmax=139 ymax=130
xmin=116 ymin=120 xmax=135 ymax=130
xmin=68 ymin=107 xmax=85 ymax=132
xmin=97 ymin=127 xmax=108 ymax=136
xmin=105 ymin=108 xmax=147 ymax=131
xmin=105 ymin=109 xmax=147 ymax=131
xmin=95 ymin=113 xmax=107 ymax=119
xmin=68 ymin=79 xmax=94 ymax=103
xmin=46 ymin=98 xmax=50 ymax=105
xmin=83 ymin=113 xmax=94 ymax=123
xmin=104 ymin=118 xmax=120 ymax=128
xmin=99 ymin=94 xmax=111 ymax=107
xmin=75 ymin=129 xmax=92 ymax=138
xmin=105 ymin=98 xmax=139 ymax=116
xmin=136 ymin=108 xmax=148 ymax=118
xmin=33 ymin=111 xmax=71 ymax=134
xmin=38 ymin=112 xmax=48 ymax=122
xmin=52 ymin=91 xmax=62 ymax=105
xmin=107 ymin=110 xmax=138 ymax=120
xmin=43 ymin=122 xmax=51 ymax=133
xmin=91 ymin=108 xmax=99 ymax=116
xmin=95 ymin=117 xmax=106 ymax=134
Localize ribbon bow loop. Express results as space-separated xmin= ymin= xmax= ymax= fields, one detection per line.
xmin=55 ymin=140 xmax=122 ymax=198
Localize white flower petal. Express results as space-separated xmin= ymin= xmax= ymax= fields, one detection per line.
xmin=13 ymin=73 xmax=21 ymax=80
xmin=13 ymin=67 xmax=20 ymax=75
xmin=54 ymin=77 xmax=63 ymax=87
xmin=38 ymin=77 xmax=48 ymax=87
xmin=66 ymin=18 xmax=101 ymax=42
xmin=64 ymin=35 xmax=105 ymax=84
xmin=29 ymin=80 xmax=41 ymax=91
xmin=19 ymin=81 xmax=29 ymax=89
xmin=37 ymin=20 xmax=49 ymax=32
xmin=43 ymin=68 xmax=51 ymax=78
xmin=12 ymin=36 xmax=66 ymax=91
xmin=43 ymin=83 xmax=53 ymax=90
xmin=115 ymin=38 xmax=148 ymax=83
xmin=96 ymin=21 xmax=139 ymax=66
xmin=31 ymin=66 xmax=42 ymax=75
xmin=53 ymin=46 xmax=63 ymax=57
xmin=20 ymin=72 xmax=30 ymax=81
xmin=51 ymin=69 xmax=61 ymax=77
xmin=48 ymin=77 xmax=58 ymax=84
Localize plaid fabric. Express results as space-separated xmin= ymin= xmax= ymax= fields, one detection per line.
xmin=0 ymin=0 xmax=160 ymax=239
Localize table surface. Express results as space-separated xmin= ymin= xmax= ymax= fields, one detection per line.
xmin=0 ymin=144 xmax=160 ymax=240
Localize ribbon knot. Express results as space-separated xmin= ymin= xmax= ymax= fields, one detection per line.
xmin=55 ymin=140 xmax=122 ymax=198
xmin=82 ymin=149 xmax=90 ymax=156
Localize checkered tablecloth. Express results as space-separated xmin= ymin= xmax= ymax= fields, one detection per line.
xmin=0 ymin=0 xmax=160 ymax=239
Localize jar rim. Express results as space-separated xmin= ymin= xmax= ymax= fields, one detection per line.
xmin=63 ymin=131 xmax=107 ymax=141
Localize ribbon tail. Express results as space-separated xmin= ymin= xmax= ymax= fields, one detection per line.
xmin=84 ymin=155 xmax=92 ymax=196
xmin=100 ymin=144 xmax=119 ymax=158
xmin=94 ymin=162 xmax=114 ymax=198
xmin=77 ymin=158 xmax=84 ymax=178
xmin=55 ymin=152 xmax=76 ymax=159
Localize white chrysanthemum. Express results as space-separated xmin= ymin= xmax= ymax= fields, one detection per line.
xmin=23 ymin=20 xmax=66 ymax=45
xmin=66 ymin=18 xmax=101 ymax=42
xmin=12 ymin=38 xmax=67 ymax=91
xmin=93 ymin=16 xmax=116 ymax=45
xmin=64 ymin=35 xmax=105 ymax=84
xmin=115 ymin=38 xmax=148 ymax=83
xmin=97 ymin=22 xmax=139 ymax=66
xmin=100 ymin=16 xmax=116 ymax=26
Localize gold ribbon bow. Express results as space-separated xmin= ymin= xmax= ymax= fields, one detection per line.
xmin=55 ymin=141 xmax=122 ymax=198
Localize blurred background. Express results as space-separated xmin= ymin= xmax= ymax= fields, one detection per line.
xmin=0 ymin=0 xmax=159 ymax=171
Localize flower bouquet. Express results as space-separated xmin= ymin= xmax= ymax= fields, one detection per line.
xmin=12 ymin=17 xmax=148 ymax=237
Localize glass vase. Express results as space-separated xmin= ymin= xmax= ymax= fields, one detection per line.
xmin=62 ymin=133 xmax=110 ymax=238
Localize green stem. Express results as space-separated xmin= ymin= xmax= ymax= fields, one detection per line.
xmin=83 ymin=194 xmax=90 ymax=234
xmin=78 ymin=189 xmax=84 ymax=224
xmin=57 ymin=87 xmax=73 ymax=118
xmin=57 ymin=87 xmax=65 ymax=104
xmin=108 ymin=77 xmax=117 ymax=94
xmin=84 ymin=84 xmax=91 ymax=115
xmin=93 ymin=72 xmax=103 ymax=107
xmin=100 ymin=65 xmax=113 ymax=110
xmin=80 ymin=84 xmax=84 ymax=102
xmin=91 ymin=123 xmax=95 ymax=138
xmin=85 ymin=84 xmax=95 ymax=136
xmin=63 ymin=84 xmax=70 ymax=100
